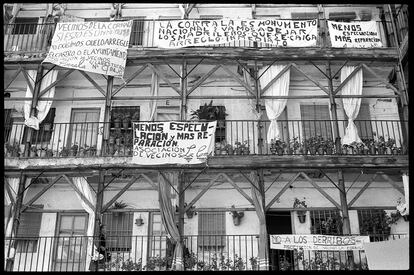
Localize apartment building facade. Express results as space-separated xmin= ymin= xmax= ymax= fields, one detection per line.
xmin=4 ymin=3 xmax=409 ymax=271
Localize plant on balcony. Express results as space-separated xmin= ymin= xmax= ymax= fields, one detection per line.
xmin=29 ymin=145 xmax=38 ymax=157
xmin=111 ymin=200 xmax=128 ymax=217
xmin=304 ymin=137 xmax=318 ymax=155
xmin=122 ymin=113 xmax=131 ymax=129
xmin=385 ymin=137 xmax=396 ymax=154
xmin=70 ymin=143 xmax=78 ymax=157
xmin=249 ymin=257 xmax=259 ymax=270
xmin=230 ymin=205 xmax=244 ymax=226
xmin=112 ymin=113 xmax=123 ymax=128
xmin=359 ymin=210 xmax=391 ymax=236
xmin=234 ymin=141 xmax=250 ymax=155
xmin=107 ymin=256 xmax=143 ymax=271
xmin=184 ymin=202 xmax=197 ymax=218
xmin=362 ymin=138 xmax=375 ymax=155
xmin=389 ymin=197 xmax=409 ymax=223
xmin=132 ymin=111 xmax=140 ymax=122
xmin=287 ymin=137 xmax=301 ymax=155
xmin=215 ymin=141 xmax=227 ymax=155
xmin=5 ymin=142 xmax=21 ymax=157
xmin=59 ymin=146 xmax=70 ymax=157
xmin=225 ymin=143 xmax=234 ymax=155
xmin=293 ymin=197 xmax=307 ymax=223
xmin=270 ymin=139 xmax=287 ymax=156
xmin=375 ymin=136 xmax=386 ymax=155
xmin=324 ymin=138 xmax=335 ymax=155
xmin=125 ymin=134 xmax=134 ymax=156
xmin=190 ymin=100 xmax=228 ymax=121
xmin=88 ymin=145 xmax=97 ymax=157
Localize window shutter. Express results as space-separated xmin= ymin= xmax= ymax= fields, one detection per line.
xmin=300 ymin=105 xmax=333 ymax=139
xmin=16 ymin=205 xmax=43 ymax=238
xmin=198 ymin=212 xmax=225 ymax=247
xmin=102 ymin=212 xmax=133 ymax=251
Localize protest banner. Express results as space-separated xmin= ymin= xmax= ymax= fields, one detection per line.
xmin=327 ymin=20 xmax=383 ymax=48
xmin=43 ymin=21 xmax=132 ymax=77
xmin=270 ymin=234 xmax=370 ymax=251
xmin=154 ymin=19 xmax=318 ymax=48
xmin=132 ymin=121 xmax=217 ymax=165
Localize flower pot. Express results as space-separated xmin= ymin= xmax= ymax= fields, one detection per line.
xmin=233 ymin=216 xmax=241 ymax=226
xmin=135 ymin=218 xmax=144 ymax=226
xmin=308 ymin=147 xmax=316 ymax=155
xmin=369 ymin=147 xmax=376 ymax=155
xmin=297 ymin=212 xmax=306 ymax=223
xmin=227 ymin=147 xmax=234 ymax=155
xmin=114 ymin=119 xmax=121 ymax=128
xmin=215 ymin=148 xmax=221 ymax=155
xmin=69 ymin=149 xmax=76 ymax=157
xmin=317 ymin=147 xmax=324 ymax=155
xmin=277 ymin=148 xmax=284 ymax=156
xmin=30 ymin=151 xmax=37 ymax=157
xmin=377 ymin=147 xmax=385 ymax=155
xmin=40 ymin=151 xmax=47 ymax=158
xmin=270 ymin=148 xmax=277 ymax=155
xmin=403 ymin=215 xmax=409 ymax=222
xmin=286 ymin=148 xmax=293 ymax=155
xmin=325 ymin=148 xmax=333 ymax=155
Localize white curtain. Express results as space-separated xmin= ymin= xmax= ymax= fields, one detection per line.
xmin=341 ymin=66 xmax=363 ymax=145
xmin=158 ymin=172 xmax=183 ymax=270
xmin=24 ymin=69 xmax=58 ymax=130
xmin=149 ymin=72 xmax=159 ymax=121
xmin=259 ymin=65 xmax=290 ymax=143
xmin=402 ymin=174 xmax=409 ymax=215
xmin=249 ymin=172 xmax=268 ymax=270
xmin=72 ymin=177 xmax=96 ymax=271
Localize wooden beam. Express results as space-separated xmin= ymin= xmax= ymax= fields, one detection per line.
xmin=4 ymin=182 xmax=16 ymax=205
xmin=160 ymin=172 xmax=179 ymax=194
xmin=21 ymin=175 xmax=63 ymax=212
xmin=265 ymin=172 xmax=301 ymax=211
xmin=362 ymin=64 xmax=401 ymax=95
xmin=148 ymin=63 xmax=181 ymax=95
xmin=62 ymin=175 xmax=96 ymax=212
xmin=333 ymin=64 xmax=363 ymax=95
xmin=112 ymin=64 xmax=148 ymax=96
xmin=291 ymin=63 xmax=330 ymax=94
xmin=140 ymin=173 xmax=158 ymax=189
xmin=379 ymin=173 xmax=404 ymax=195
xmin=300 ymin=172 xmax=341 ymax=209
xmin=102 ymin=175 xmax=139 ymax=212
xmin=260 ymin=64 xmax=292 ymax=95
xmin=20 ymin=68 xmax=34 ymax=94
xmin=187 ymin=64 xmax=220 ymax=96
xmin=221 ymin=173 xmax=254 ymax=205
xmin=220 ymin=64 xmax=255 ymax=96
xmin=38 ymin=69 xmax=75 ymax=98
xmin=4 ymin=67 xmax=22 ymax=91
xmin=348 ymin=173 xmax=378 ymax=207
xmin=78 ymin=70 xmax=106 ymax=97
xmin=184 ymin=173 xmax=222 ymax=213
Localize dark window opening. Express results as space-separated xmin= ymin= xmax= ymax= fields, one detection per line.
xmin=358 ymin=209 xmax=391 ymax=242
xmin=102 ymin=212 xmax=134 ymax=252
xmin=300 ymin=104 xmax=333 ymax=140
xmin=310 ymin=210 xmax=343 ymax=235
xmin=12 ymin=17 xmax=39 ymax=35
xmin=198 ymin=212 xmax=226 ymax=248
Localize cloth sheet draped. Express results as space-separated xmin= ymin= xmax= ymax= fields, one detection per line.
xmin=340 ymin=66 xmax=363 ymax=145
xmin=259 ymin=64 xmax=290 ymax=143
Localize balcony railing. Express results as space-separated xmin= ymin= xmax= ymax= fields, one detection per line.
xmin=4 ymin=120 xmax=407 ymax=159
xmin=3 ymin=19 xmax=397 ymax=54
xmin=4 ymin=233 xmax=407 ymax=271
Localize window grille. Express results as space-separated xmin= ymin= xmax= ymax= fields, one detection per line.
xmin=310 ymin=210 xmax=343 ymax=235
xmin=198 ymin=212 xmax=226 ymax=248
xmin=357 ymin=209 xmax=390 ymax=241
xmin=129 ymin=19 xmax=145 ymax=46
xmin=102 ymin=212 xmax=134 ymax=252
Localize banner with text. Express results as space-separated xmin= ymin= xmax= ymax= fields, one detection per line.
xmin=327 ymin=20 xmax=383 ymax=48
xmin=132 ymin=121 xmax=217 ymax=165
xmin=43 ymin=21 xmax=132 ymax=77
xmin=155 ymin=19 xmax=318 ymax=48
xmin=270 ymin=234 xmax=370 ymax=251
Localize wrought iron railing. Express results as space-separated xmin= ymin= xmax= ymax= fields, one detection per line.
xmin=3 ymin=19 xmax=398 ymax=54
xmin=4 ymin=120 xmax=407 ymax=159
xmin=4 ymin=233 xmax=408 ymax=271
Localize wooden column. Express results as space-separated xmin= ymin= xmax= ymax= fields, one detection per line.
xmin=5 ymin=173 xmax=26 ymax=271
xmin=326 ymin=62 xmax=341 ymax=152
xmin=180 ymin=60 xmax=188 ymax=120
xmin=337 ymin=170 xmax=351 ymax=233
xmin=102 ymin=76 xmax=113 ymax=156
xmin=24 ymin=65 xmax=43 ymax=157
xmin=92 ymin=170 xmax=105 ymax=270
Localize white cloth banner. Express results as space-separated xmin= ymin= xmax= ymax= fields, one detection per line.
xmin=155 ymin=19 xmax=318 ymax=48
xmin=132 ymin=121 xmax=217 ymax=165
xmin=341 ymin=66 xmax=363 ymax=145
xmin=259 ymin=65 xmax=290 ymax=143
xmin=327 ymin=20 xmax=383 ymax=48
xmin=270 ymin=234 xmax=370 ymax=251
xmin=72 ymin=177 xmax=96 ymax=271
xmin=363 ymin=238 xmax=409 ymax=270
xmin=43 ymin=21 xmax=133 ymax=77
xmin=24 ymin=69 xmax=59 ymax=130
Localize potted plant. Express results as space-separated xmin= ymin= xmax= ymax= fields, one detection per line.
xmin=39 ymin=147 xmax=48 ymax=158
xmin=112 ymin=200 xmax=128 ymax=216
xmin=315 ymin=136 xmax=325 ymax=155
xmin=270 ymin=139 xmax=287 ymax=156
xmin=234 ymin=141 xmax=250 ymax=155
xmin=225 ymin=143 xmax=234 ymax=155
xmin=362 ymin=138 xmax=376 ymax=155
xmin=184 ymin=203 xmax=197 ymax=219
xmin=45 ymin=147 xmax=54 ymax=157
xmin=113 ymin=113 xmax=122 ymax=128
xmin=135 ymin=215 xmax=144 ymax=226
xmin=304 ymin=137 xmax=318 ymax=155
xmin=29 ymin=145 xmax=38 ymax=157
xmin=359 ymin=210 xmax=391 ymax=236
xmin=230 ymin=205 xmax=244 ymax=226
xmin=88 ymin=145 xmax=97 ymax=157
xmin=59 ymin=146 xmax=70 ymax=157
xmin=293 ymin=197 xmax=307 ymax=223
xmin=190 ymin=100 xmax=227 ymax=121
xmin=6 ymin=142 xmax=21 ymax=157
xmin=385 ymin=138 xmax=396 ymax=155
xmin=376 ymin=136 xmax=386 ymax=155
xmin=70 ymin=143 xmax=78 ymax=157
xmin=324 ymin=138 xmax=335 ymax=155
xmin=123 ymin=113 xmax=131 ymax=129
xmin=395 ymin=197 xmax=409 ymax=221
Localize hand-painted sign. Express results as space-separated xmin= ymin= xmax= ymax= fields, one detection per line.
xmin=327 ymin=20 xmax=383 ymax=48
xmin=43 ymin=21 xmax=132 ymax=77
xmin=132 ymin=121 xmax=217 ymax=165
xmin=270 ymin=234 xmax=370 ymax=251
xmin=155 ymin=19 xmax=318 ymax=48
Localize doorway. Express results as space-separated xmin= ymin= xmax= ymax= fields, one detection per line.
xmin=266 ymin=211 xmax=294 ymax=271
xmin=68 ymin=108 xmax=100 ymax=149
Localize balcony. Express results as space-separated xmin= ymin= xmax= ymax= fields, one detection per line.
xmin=3 ymin=19 xmax=399 ymax=62
xmin=4 ymin=120 xmax=407 ymax=162
xmin=4 ymin=233 xmax=407 ymax=271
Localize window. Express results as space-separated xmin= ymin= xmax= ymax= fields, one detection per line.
xmin=357 ymin=209 xmax=390 ymax=241
xmin=291 ymin=13 xmax=318 ymax=20
xmin=149 ymin=212 xmax=168 ymax=257
xmin=23 ymin=108 xmax=56 ymax=145
xmin=12 ymin=17 xmax=39 ymax=35
xmin=128 ymin=18 xmax=145 ymax=46
xmin=328 ymin=12 xmax=357 ymax=22
xmin=354 ymin=104 xmax=373 ymax=140
xmin=16 ymin=205 xmax=43 ymax=253
xmin=310 ymin=210 xmax=343 ymax=235
xmin=300 ymin=104 xmax=333 ymax=139
xmin=198 ymin=212 xmax=226 ymax=248
xmin=102 ymin=212 xmax=134 ymax=252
